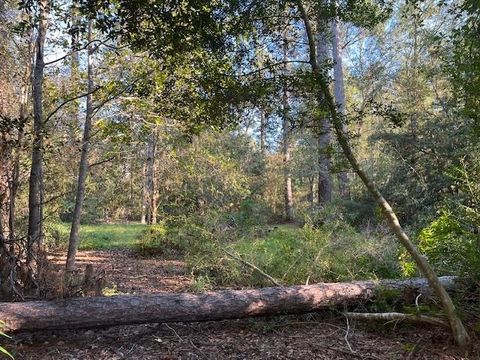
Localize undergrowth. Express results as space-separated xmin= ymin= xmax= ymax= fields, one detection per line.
xmin=135 ymin=211 xmax=402 ymax=289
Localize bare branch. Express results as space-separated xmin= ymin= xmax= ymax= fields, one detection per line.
xmin=44 ymin=86 xmax=103 ymax=124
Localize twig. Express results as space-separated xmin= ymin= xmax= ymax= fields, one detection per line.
xmin=163 ymin=323 xmax=207 ymax=359
xmin=415 ymin=293 xmax=422 ymax=310
xmin=88 ymin=156 xmax=116 ymax=169
xmin=189 ymin=339 xmax=208 ymax=360
xmin=222 ymin=248 xmax=282 ymax=287
xmin=344 ymin=312 xmax=448 ymax=327
xmin=91 ymin=71 xmax=154 ymax=118
xmin=44 ymin=86 xmax=103 ymax=124
xmin=163 ymin=323 xmax=182 ymax=341
xmin=343 ymin=314 xmax=356 ymax=354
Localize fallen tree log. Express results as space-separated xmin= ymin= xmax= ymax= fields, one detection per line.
xmin=0 ymin=276 xmax=457 ymax=332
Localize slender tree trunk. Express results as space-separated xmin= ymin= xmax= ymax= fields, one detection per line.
xmin=282 ymin=99 xmax=293 ymax=221
xmin=259 ymin=107 xmax=266 ymax=154
xmin=316 ymin=14 xmax=332 ymax=204
xmin=331 ymin=16 xmax=350 ymax=199
xmin=308 ymin=176 xmax=314 ymax=204
xmin=409 ymin=14 xmax=419 ymax=165
xmin=140 ymin=162 xmax=147 ymax=224
xmin=69 ymin=0 xmax=82 ymax=139
xmin=282 ymin=35 xmax=293 ymax=221
xmin=296 ymin=0 xmax=470 ymax=347
xmin=66 ymin=20 xmax=94 ymax=271
xmin=27 ymin=0 xmax=49 ymax=268
xmin=9 ymin=42 xmax=33 ymax=242
xmin=145 ymin=130 xmax=157 ymax=225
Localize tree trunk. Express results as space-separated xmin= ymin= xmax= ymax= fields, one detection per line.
xmin=296 ymin=0 xmax=471 ymax=347
xmin=282 ymin=89 xmax=293 ymax=221
xmin=316 ymin=14 xmax=332 ymax=204
xmin=0 ymin=276 xmax=457 ymax=332
xmin=66 ymin=20 xmax=94 ymax=271
xmin=331 ymin=16 xmax=350 ymax=198
xmin=145 ymin=130 xmax=158 ymax=225
xmin=282 ymin=31 xmax=294 ymax=221
xmin=140 ymin=162 xmax=148 ymax=224
xmin=27 ymin=0 xmax=49 ymax=268
xmin=308 ymin=176 xmax=314 ymax=204
xmin=259 ymin=107 xmax=266 ymax=154
xmin=69 ymin=0 xmax=82 ymax=141
xmin=9 ymin=39 xmax=33 ymax=244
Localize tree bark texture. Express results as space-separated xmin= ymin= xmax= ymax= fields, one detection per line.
xmin=316 ymin=13 xmax=332 ymax=204
xmin=66 ymin=20 xmax=94 ymax=271
xmin=27 ymin=0 xmax=49 ymax=265
xmin=0 ymin=276 xmax=457 ymax=332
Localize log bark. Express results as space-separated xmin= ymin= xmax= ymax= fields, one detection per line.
xmin=0 ymin=276 xmax=456 ymax=332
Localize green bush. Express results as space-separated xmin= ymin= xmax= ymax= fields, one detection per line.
xmin=297 ymin=200 xmax=379 ymax=229
xmin=136 ymin=212 xmax=402 ymax=288
xmin=136 ymin=222 xmax=180 ymax=256
xmin=43 ymin=222 xmax=69 ymax=250
xmin=417 ymin=214 xmax=480 ymax=278
xmin=233 ymin=199 xmax=276 ymax=228
xmin=184 ymin=222 xmax=401 ymax=288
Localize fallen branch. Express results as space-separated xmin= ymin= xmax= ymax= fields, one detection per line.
xmin=344 ymin=312 xmax=448 ymax=327
xmin=222 ymin=248 xmax=282 ymax=287
xmin=0 ymin=276 xmax=457 ymax=332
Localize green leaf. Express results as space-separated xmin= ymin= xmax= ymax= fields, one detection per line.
xmin=0 ymin=346 xmax=14 ymax=360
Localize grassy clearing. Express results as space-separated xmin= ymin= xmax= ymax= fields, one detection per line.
xmin=47 ymin=223 xmax=147 ymax=250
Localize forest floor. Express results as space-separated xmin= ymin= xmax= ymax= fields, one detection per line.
xmin=6 ymin=249 xmax=480 ymax=359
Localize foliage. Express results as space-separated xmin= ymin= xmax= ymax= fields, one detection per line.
xmin=138 ymin=213 xmax=402 ymax=288
xmin=0 ymin=322 xmax=13 ymax=360
xmin=418 ymin=214 xmax=479 ymax=277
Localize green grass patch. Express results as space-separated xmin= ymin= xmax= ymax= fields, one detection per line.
xmin=222 ymin=223 xmax=401 ymax=286
xmin=137 ymin=214 xmax=402 ymax=288
xmin=46 ymin=223 xmax=148 ymax=250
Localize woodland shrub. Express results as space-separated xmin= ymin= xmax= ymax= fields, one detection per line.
xmin=400 ymin=153 xmax=480 ymax=282
xmin=419 ymin=215 xmax=475 ymax=275
xmin=180 ymin=219 xmax=402 ymax=288
xmin=297 ymin=200 xmax=379 ymax=229
xmin=400 ymin=214 xmax=480 ymax=281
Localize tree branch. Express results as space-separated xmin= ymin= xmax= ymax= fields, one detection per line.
xmin=222 ymin=248 xmax=282 ymax=287
xmin=88 ymin=155 xmax=116 ymax=169
xmin=43 ymin=86 xmax=102 ymax=124
xmin=344 ymin=312 xmax=448 ymax=327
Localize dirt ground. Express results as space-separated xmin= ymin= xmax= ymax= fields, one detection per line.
xmin=6 ymin=250 xmax=480 ymax=359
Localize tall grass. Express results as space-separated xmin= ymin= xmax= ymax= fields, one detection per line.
xmin=45 ymin=223 xmax=147 ymax=250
